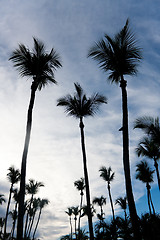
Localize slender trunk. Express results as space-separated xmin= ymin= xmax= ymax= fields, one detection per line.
xmin=149 ymin=189 xmax=155 ymax=215
xmin=27 ymin=211 xmax=36 ymax=238
xmin=78 ymin=193 xmax=83 ymax=239
xmin=79 ymin=117 xmax=94 ymax=240
xmin=154 ymin=158 xmax=160 ymax=191
xmin=17 ymin=82 xmax=37 ymax=240
xmin=4 ymin=184 xmax=13 ymax=237
xmin=107 ymin=183 xmax=115 ymax=221
xmin=11 ymin=202 xmax=18 ymax=239
xmin=74 ymin=217 xmax=77 ymax=239
xmin=70 ymin=216 xmax=73 ymax=240
xmin=32 ymin=209 xmax=42 ymax=240
xmin=124 ymin=209 xmax=127 ymax=221
xmin=24 ymin=194 xmax=33 ymax=238
xmin=146 ymin=183 xmax=152 ymax=215
xmin=120 ymin=78 xmax=141 ymax=240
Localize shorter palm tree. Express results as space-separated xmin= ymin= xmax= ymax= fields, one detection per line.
xmin=57 ymin=82 xmax=107 ymax=240
xmin=136 ymin=160 xmax=155 ymax=215
xmin=92 ymin=196 xmax=106 ymax=220
xmin=74 ymin=177 xmax=85 ymax=235
xmin=32 ymin=198 xmax=49 ymax=240
xmin=115 ymin=196 xmax=127 ymax=221
xmin=99 ymin=166 xmax=115 ymax=220
xmin=72 ymin=206 xmax=79 ymax=238
xmin=65 ymin=207 xmax=73 ymax=240
xmin=4 ymin=166 xmax=20 ymax=237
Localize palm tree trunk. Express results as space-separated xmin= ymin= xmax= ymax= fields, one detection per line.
xmin=4 ymin=185 xmax=13 ymax=237
xmin=28 ymin=212 xmax=36 ymax=238
xmin=79 ymin=117 xmax=94 ymax=240
xmin=120 ymin=78 xmax=141 ymax=240
xmin=78 ymin=193 xmax=83 ymax=238
xmin=70 ymin=216 xmax=73 ymax=240
xmin=17 ymin=82 xmax=37 ymax=240
xmin=32 ymin=209 xmax=42 ymax=240
xmin=154 ymin=159 xmax=160 ymax=191
xmin=146 ymin=183 xmax=152 ymax=215
xmin=107 ymin=183 xmax=115 ymax=221
xmin=24 ymin=194 xmax=33 ymax=238
xmin=149 ymin=189 xmax=155 ymax=215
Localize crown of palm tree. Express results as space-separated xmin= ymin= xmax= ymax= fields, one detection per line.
xmin=26 ymin=179 xmax=44 ymax=195
xmin=57 ymin=83 xmax=107 ymax=119
xmin=9 ymin=37 xmax=62 ymax=90
xmin=92 ymin=196 xmax=106 ymax=207
xmin=0 ymin=194 xmax=5 ymax=205
xmin=99 ymin=166 xmax=115 ymax=184
xmin=115 ymin=196 xmax=127 ymax=210
xmin=136 ymin=160 xmax=155 ymax=184
xmin=65 ymin=207 xmax=73 ymax=217
xmin=88 ymin=19 xmax=142 ymax=83
xmin=7 ymin=166 xmax=20 ymax=185
xmin=74 ymin=177 xmax=85 ymax=194
xmin=136 ymin=136 xmax=160 ymax=160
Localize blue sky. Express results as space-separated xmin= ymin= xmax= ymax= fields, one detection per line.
xmin=0 ymin=0 xmax=160 ymax=239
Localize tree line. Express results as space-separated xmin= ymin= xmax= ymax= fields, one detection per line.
xmin=0 ymin=18 xmax=160 ymax=239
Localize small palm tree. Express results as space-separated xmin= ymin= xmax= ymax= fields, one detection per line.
xmin=88 ymin=19 xmax=142 ymax=240
xmin=24 ymin=179 xmax=44 ymax=238
xmin=32 ymin=198 xmax=49 ymax=240
xmin=57 ymin=82 xmax=107 ymax=240
xmin=0 ymin=194 xmax=5 ymax=205
xmin=74 ymin=177 xmax=85 ymax=234
xmin=136 ymin=160 xmax=155 ymax=215
xmin=65 ymin=207 xmax=73 ymax=240
xmin=9 ymin=37 xmax=62 ymax=239
xmin=4 ymin=166 xmax=20 ymax=237
xmin=72 ymin=206 xmax=79 ymax=238
xmin=92 ymin=196 xmax=106 ymax=220
xmin=99 ymin=166 xmax=115 ymax=221
xmin=115 ymin=196 xmax=127 ymax=221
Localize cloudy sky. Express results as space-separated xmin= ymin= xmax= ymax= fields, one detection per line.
xmin=0 ymin=0 xmax=160 ymax=239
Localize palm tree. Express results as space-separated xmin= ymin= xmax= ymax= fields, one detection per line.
xmin=32 ymin=198 xmax=49 ymax=240
xmin=0 ymin=194 xmax=5 ymax=205
xmin=10 ymin=189 xmax=19 ymax=239
xmin=88 ymin=19 xmax=142 ymax=240
xmin=99 ymin=166 xmax=115 ymax=221
xmin=72 ymin=206 xmax=79 ymax=238
xmin=115 ymin=196 xmax=127 ymax=221
xmin=65 ymin=207 xmax=73 ymax=240
xmin=92 ymin=196 xmax=106 ymax=220
xmin=9 ymin=37 xmax=62 ymax=239
xmin=136 ymin=160 xmax=155 ymax=215
xmin=134 ymin=117 xmax=160 ymax=190
xmin=74 ymin=177 xmax=85 ymax=235
xmin=4 ymin=166 xmax=20 ymax=237
xmin=9 ymin=209 xmax=18 ymax=239
xmin=57 ymin=82 xmax=107 ymax=240
xmin=24 ymin=179 xmax=44 ymax=238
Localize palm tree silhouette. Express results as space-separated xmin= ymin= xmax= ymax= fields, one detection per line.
xmin=32 ymin=198 xmax=49 ymax=240
xmin=9 ymin=37 xmax=62 ymax=239
xmin=136 ymin=160 xmax=155 ymax=215
xmin=65 ymin=207 xmax=73 ymax=240
xmin=99 ymin=166 xmax=115 ymax=221
xmin=134 ymin=117 xmax=160 ymax=190
xmin=88 ymin=19 xmax=142 ymax=239
xmin=72 ymin=206 xmax=79 ymax=238
xmin=115 ymin=196 xmax=127 ymax=221
xmin=74 ymin=177 xmax=85 ymax=235
xmin=57 ymin=82 xmax=107 ymax=240
xmin=4 ymin=166 xmax=20 ymax=237
xmin=92 ymin=196 xmax=106 ymax=220
xmin=24 ymin=179 xmax=44 ymax=238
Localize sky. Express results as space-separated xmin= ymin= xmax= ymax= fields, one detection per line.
xmin=0 ymin=0 xmax=160 ymax=239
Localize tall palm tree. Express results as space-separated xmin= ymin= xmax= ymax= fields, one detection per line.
xmin=9 ymin=37 xmax=62 ymax=239
xmin=115 ymin=196 xmax=127 ymax=221
xmin=136 ymin=160 xmax=155 ymax=215
xmin=65 ymin=207 xmax=73 ymax=240
xmin=4 ymin=166 xmax=20 ymax=237
xmin=74 ymin=177 xmax=85 ymax=235
xmin=0 ymin=194 xmax=5 ymax=205
xmin=88 ymin=19 xmax=142 ymax=240
xmin=99 ymin=166 xmax=115 ymax=221
xmin=24 ymin=179 xmax=44 ymax=238
xmin=32 ymin=198 xmax=49 ymax=240
xmin=57 ymin=82 xmax=107 ymax=240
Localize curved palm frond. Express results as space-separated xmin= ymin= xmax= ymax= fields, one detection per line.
xmin=136 ymin=160 xmax=155 ymax=184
